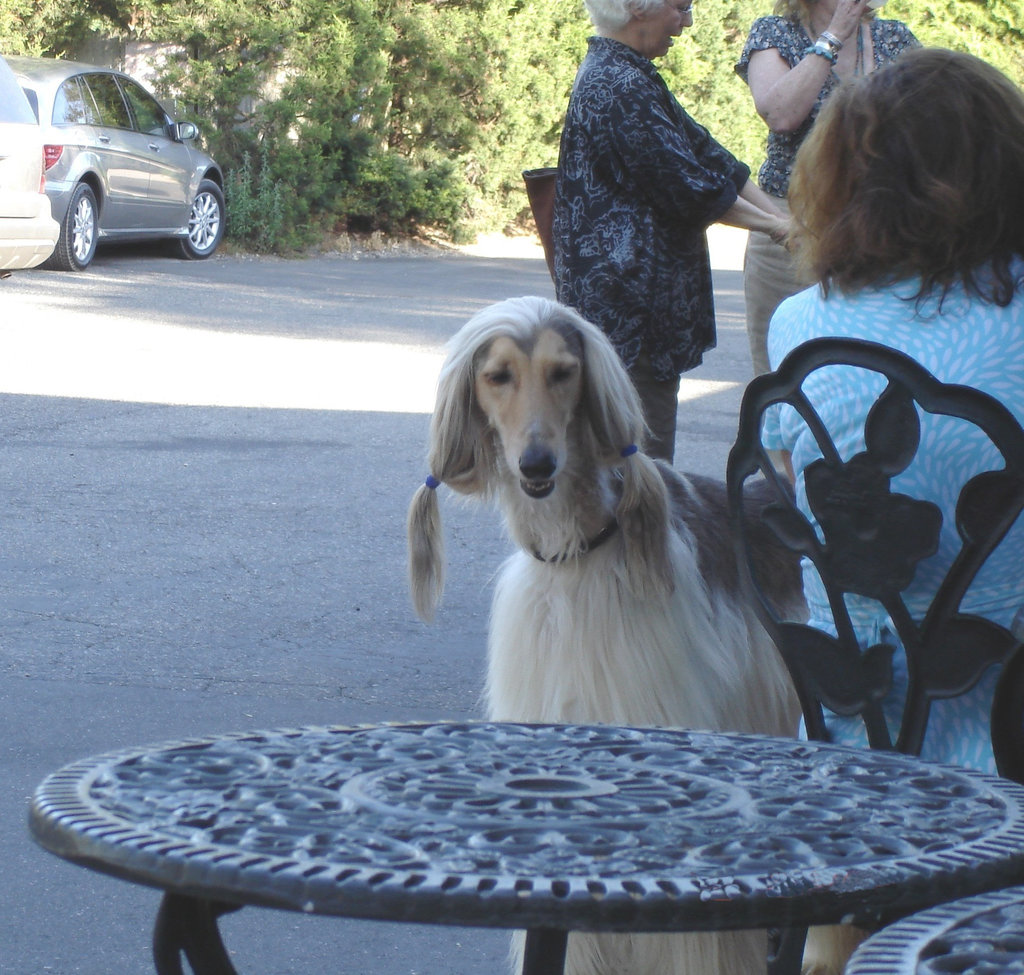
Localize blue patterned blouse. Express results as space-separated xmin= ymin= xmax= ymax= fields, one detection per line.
xmin=553 ymin=36 xmax=750 ymax=380
xmin=764 ymin=265 xmax=1024 ymax=771
xmin=735 ymin=16 xmax=919 ymax=197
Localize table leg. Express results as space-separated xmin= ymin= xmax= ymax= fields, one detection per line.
xmin=521 ymin=928 xmax=568 ymax=975
xmin=767 ymin=925 xmax=807 ymax=975
xmin=152 ymin=893 xmax=241 ymax=975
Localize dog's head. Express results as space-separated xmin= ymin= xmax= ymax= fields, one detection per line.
xmin=429 ymin=296 xmax=647 ymax=498
xmin=408 ymin=297 xmax=674 ymax=621
xmin=472 ymin=320 xmax=581 ymax=499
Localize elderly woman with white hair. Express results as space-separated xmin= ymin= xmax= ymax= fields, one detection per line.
xmin=552 ymin=0 xmax=788 ymax=463
xmin=547 ymin=18 xmax=784 ymax=975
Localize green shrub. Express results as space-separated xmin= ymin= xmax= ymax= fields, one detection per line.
xmin=224 ymin=148 xmax=289 ymax=253
xmin=337 ymin=152 xmax=468 ymax=238
xmin=3 ymin=0 xmax=1020 ymax=249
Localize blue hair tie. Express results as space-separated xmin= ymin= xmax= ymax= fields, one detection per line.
xmin=425 ymin=474 xmax=441 ymax=490
xmin=620 ymin=444 xmax=638 ymax=458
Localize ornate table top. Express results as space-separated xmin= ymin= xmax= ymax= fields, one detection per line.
xmin=29 ymin=722 xmax=1024 ymax=933
xmin=846 ymin=884 xmax=1024 ymax=975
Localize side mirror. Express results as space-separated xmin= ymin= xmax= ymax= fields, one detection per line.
xmin=175 ymin=121 xmax=199 ymax=142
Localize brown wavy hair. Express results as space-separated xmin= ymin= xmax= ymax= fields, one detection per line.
xmin=788 ymin=48 xmax=1024 ymax=305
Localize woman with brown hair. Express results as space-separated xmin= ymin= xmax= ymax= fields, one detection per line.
xmin=766 ymin=47 xmax=1024 ymax=975
xmin=735 ymin=0 xmax=918 ymax=375
xmin=770 ymin=44 xmax=1024 ymax=776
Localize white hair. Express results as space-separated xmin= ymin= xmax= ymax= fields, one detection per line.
xmin=583 ymin=0 xmax=665 ymax=31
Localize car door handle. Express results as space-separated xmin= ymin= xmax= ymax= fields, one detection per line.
xmin=97 ymin=135 xmax=110 ymax=143
xmin=148 ymin=143 xmax=161 ymax=152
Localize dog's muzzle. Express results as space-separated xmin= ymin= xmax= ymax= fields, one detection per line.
xmin=518 ymin=445 xmax=557 ymax=499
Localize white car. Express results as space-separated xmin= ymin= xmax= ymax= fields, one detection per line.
xmin=0 ymin=56 xmax=59 ymax=271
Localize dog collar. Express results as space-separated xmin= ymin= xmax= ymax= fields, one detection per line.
xmin=531 ymin=518 xmax=619 ymax=563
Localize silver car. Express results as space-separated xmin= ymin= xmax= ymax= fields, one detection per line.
xmin=9 ymin=56 xmax=224 ymax=271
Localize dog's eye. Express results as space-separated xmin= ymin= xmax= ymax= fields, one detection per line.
xmin=483 ymin=368 xmax=513 ymax=386
xmin=550 ymin=364 xmax=578 ymax=384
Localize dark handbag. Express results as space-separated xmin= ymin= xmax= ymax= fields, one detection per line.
xmin=522 ymin=167 xmax=557 ymax=281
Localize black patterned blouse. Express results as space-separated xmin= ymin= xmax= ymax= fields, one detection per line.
xmin=735 ymin=16 xmax=919 ymax=197
xmin=552 ymin=36 xmax=750 ymax=380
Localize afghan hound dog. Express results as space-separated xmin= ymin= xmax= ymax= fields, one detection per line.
xmin=407 ymin=296 xmax=804 ymax=975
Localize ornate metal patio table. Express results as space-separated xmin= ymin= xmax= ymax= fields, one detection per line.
xmin=29 ymin=722 xmax=1024 ymax=975
xmin=845 ymin=883 xmax=1024 ymax=975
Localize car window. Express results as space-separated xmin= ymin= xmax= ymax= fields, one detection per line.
xmin=20 ymin=86 xmax=40 ymax=121
xmin=52 ymin=76 xmax=99 ymax=125
xmin=118 ymin=77 xmax=168 ymax=136
xmin=0 ymin=58 xmax=36 ymax=124
xmin=82 ymin=72 xmax=132 ymax=129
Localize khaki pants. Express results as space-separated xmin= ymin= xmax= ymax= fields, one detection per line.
xmin=742 ymin=196 xmax=803 ymax=376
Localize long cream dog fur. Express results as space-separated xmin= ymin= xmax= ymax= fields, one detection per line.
xmin=408 ymin=296 xmax=804 ymax=975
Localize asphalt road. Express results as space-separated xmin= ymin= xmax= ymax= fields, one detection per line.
xmin=0 ymin=237 xmax=754 ymax=974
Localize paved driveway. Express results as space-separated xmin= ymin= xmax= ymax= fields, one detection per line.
xmin=0 ymin=240 xmax=753 ymax=975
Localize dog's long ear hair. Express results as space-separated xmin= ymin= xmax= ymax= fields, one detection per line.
xmin=567 ymin=309 xmax=675 ymax=597
xmin=407 ymin=302 xmax=515 ymax=621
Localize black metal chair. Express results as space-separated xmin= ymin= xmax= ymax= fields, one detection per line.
xmin=725 ymin=337 xmax=1024 ymax=973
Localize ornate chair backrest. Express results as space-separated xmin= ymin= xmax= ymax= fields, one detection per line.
xmin=727 ymin=338 xmax=1024 ymax=772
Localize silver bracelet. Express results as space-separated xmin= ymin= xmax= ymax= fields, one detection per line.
xmin=819 ymin=30 xmax=843 ymax=50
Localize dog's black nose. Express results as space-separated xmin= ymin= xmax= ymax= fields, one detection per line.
xmin=519 ymin=444 xmax=557 ymax=481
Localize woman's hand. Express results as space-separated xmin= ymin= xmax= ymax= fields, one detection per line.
xmin=826 ymin=0 xmax=867 ymax=45
xmin=718 ymin=181 xmax=792 ymax=239
xmin=769 ymin=218 xmax=791 ymax=246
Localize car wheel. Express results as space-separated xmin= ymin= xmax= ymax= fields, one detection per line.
xmin=44 ymin=182 xmax=99 ymax=271
xmin=179 ymin=179 xmax=225 ymax=259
